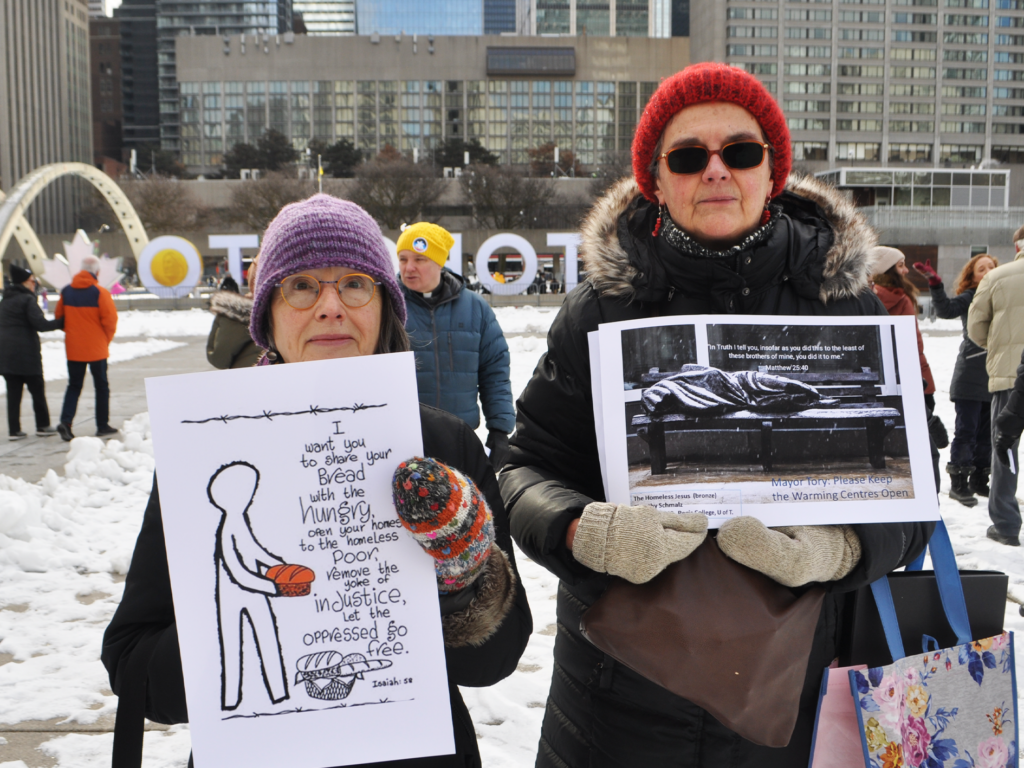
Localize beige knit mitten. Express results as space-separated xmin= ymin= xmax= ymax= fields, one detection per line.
xmin=716 ymin=517 xmax=862 ymax=588
xmin=571 ymin=502 xmax=708 ymax=584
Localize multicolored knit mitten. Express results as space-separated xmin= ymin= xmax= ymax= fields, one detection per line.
xmin=392 ymin=457 xmax=495 ymax=593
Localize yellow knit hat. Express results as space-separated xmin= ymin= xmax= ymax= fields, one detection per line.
xmin=396 ymin=222 xmax=454 ymax=268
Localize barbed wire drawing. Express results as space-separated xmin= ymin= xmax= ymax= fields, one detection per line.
xmin=181 ymin=403 xmax=387 ymax=425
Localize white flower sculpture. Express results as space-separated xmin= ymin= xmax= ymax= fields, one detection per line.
xmin=40 ymin=229 xmax=125 ymax=292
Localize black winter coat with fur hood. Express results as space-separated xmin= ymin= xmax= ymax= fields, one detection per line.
xmin=103 ymin=404 xmax=532 ymax=768
xmin=499 ymin=175 xmax=935 ymax=768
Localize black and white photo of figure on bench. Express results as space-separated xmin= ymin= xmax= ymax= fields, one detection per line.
xmin=622 ymin=322 xmax=913 ymax=502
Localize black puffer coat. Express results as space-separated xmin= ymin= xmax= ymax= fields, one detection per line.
xmin=102 ymin=404 xmax=532 ymax=768
xmin=0 ymin=283 xmax=63 ymax=376
xmin=929 ymin=284 xmax=991 ymax=402
xmin=499 ymin=175 xmax=934 ymax=768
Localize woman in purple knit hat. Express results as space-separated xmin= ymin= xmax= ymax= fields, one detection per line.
xmin=102 ymin=195 xmax=532 ymax=768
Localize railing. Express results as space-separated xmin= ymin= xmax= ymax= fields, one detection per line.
xmin=859 ymin=206 xmax=1024 ymax=230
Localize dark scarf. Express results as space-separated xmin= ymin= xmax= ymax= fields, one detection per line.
xmin=652 ymin=205 xmax=793 ymax=312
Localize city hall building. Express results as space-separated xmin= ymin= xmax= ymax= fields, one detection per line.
xmin=173 ymin=33 xmax=689 ymax=173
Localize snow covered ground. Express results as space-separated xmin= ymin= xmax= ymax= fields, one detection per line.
xmin=0 ymin=308 xmax=1021 ymax=768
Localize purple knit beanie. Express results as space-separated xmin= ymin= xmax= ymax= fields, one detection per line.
xmin=249 ymin=194 xmax=406 ymax=351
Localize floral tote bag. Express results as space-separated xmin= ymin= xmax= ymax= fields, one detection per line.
xmin=850 ymin=521 xmax=1018 ymax=768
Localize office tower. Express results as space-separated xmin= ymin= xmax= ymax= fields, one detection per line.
xmin=689 ymin=0 xmax=1024 ymax=167
xmin=91 ymin=16 xmax=123 ymax=166
xmin=88 ymin=0 xmax=105 ymax=16
xmin=155 ymin=1 xmax=293 ymax=153
xmin=115 ymin=0 xmax=159 ymax=155
xmin=517 ymin=0 xmax=683 ymax=37
xmin=357 ymin=0 xmax=483 ymax=35
xmin=486 ymin=0 xmax=518 ymax=33
xmin=293 ymin=1 xmax=355 ymax=34
xmin=0 ymin=0 xmax=92 ymax=234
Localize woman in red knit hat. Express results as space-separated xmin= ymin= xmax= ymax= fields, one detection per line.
xmin=500 ymin=62 xmax=933 ymax=767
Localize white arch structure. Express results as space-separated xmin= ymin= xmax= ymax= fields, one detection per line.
xmin=0 ymin=162 xmax=149 ymax=274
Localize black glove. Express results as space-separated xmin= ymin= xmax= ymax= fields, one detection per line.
xmin=485 ymin=429 xmax=510 ymax=471
xmin=995 ymin=432 xmax=1016 ymax=467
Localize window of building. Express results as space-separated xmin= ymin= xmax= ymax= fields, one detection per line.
xmin=942 ymin=103 xmax=987 ymax=114
xmin=840 ymin=27 xmax=884 ymax=38
xmin=792 ymin=141 xmax=829 ymax=160
xmin=993 ymin=103 xmax=1024 ymax=114
xmin=788 ymin=26 xmax=833 ymax=37
xmin=786 ymin=81 xmax=832 ymax=93
xmin=617 ymin=81 xmax=636 ymax=151
xmin=577 ymin=2 xmax=610 ymax=36
xmin=730 ymin=7 xmax=779 ymax=18
xmin=994 ymin=85 xmax=1024 ymax=97
xmin=840 ymin=46 xmax=885 ymax=57
xmin=892 ymin=48 xmax=937 ymax=60
xmin=727 ymin=44 xmax=778 ymax=55
xmin=617 ymin=1 xmax=651 ymax=35
xmin=993 ymin=122 xmax=1024 ymax=132
xmin=536 ymin=1 xmax=570 ymax=34
xmin=893 ymin=11 xmax=938 ymax=20
xmin=836 ymin=142 xmax=881 ymax=160
xmin=891 ymin=102 xmax=936 ymax=113
xmin=785 ymin=99 xmax=832 ymax=111
xmin=889 ymin=143 xmax=933 ymax=162
xmin=891 ymin=84 xmax=936 ymax=95
xmin=837 ymin=118 xmax=883 ymax=129
xmin=787 ymin=118 xmax=830 ymax=129
xmin=946 ymin=0 xmax=989 ymax=7
xmin=940 ymin=144 xmax=984 ymax=162
xmin=991 ymin=145 xmax=1024 ymax=162
xmin=839 ymin=10 xmax=885 ymax=20
xmin=940 ymin=120 xmax=986 ymax=131
xmin=890 ymin=120 xmax=935 ymax=131
xmin=941 ymin=64 xmax=984 ymax=79
xmin=996 ymin=33 xmax=1024 ymax=43
xmin=838 ymin=100 xmax=884 ymax=111
xmin=997 ymin=0 xmax=1024 ymax=8
xmin=997 ymin=14 xmax=1024 ymax=23
xmin=944 ymin=49 xmax=988 ymax=61
xmin=729 ymin=25 xmax=778 ymax=36
xmin=837 ymin=64 xmax=882 ymax=75
xmin=994 ymin=69 xmax=1024 ymax=79
xmin=787 ymin=8 xmax=831 ymax=19
xmin=892 ymin=66 xmax=937 ymax=77
xmin=944 ymin=13 xmax=990 ymax=22
xmin=942 ymin=85 xmax=987 ymax=97
xmin=743 ymin=62 xmax=780 ymax=74
xmin=786 ymin=45 xmax=832 ymax=56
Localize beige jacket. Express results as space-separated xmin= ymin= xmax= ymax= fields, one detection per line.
xmin=967 ymin=250 xmax=1024 ymax=391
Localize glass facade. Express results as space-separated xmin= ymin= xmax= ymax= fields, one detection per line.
xmin=181 ymin=77 xmax=660 ymax=170
xmin=725 ymin=0 xmax=1024 ymax=164
xmin=531 ymin=1 xmax=653 ymax=34
xmin=294 ymin=1 xmax=356 ymax=34
xmin=815 ymin=167 xmax=1009 ymax=208
xmin=156 ymin=0 xmax=291 ymax=152
xmin=356 ymin=0 xmax=483 ymax=35
xmin=485 ymin=0 xmax=518 ymax=32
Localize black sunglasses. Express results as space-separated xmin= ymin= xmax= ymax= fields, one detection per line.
xmin=659 ymin=141 xmax=771 ymax=175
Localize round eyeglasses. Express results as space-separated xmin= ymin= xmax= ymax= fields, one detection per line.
xmin=275 ymin=273 xmax=381 ymax=310
xmin=659 ymin=141 xmax=771 ymax=176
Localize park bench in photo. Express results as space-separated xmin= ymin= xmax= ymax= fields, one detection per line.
xmin=631 ymin=367 xmax=903 ymax=475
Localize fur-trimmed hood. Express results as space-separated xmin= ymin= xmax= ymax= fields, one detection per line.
xmin=579 ymin=174 xmax=877 ymax=306
xmin=209 ymin=290 xmax=253 ymax=324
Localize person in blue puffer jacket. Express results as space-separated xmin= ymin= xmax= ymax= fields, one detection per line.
xmin=397 ymin=222 xmax=515 ymax=470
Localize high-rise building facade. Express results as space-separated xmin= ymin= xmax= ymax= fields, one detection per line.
xmin=155 ymin=1 xmax=293 ymax=152
xmin=356 ymin=0 xmax=484 ymax=35
xmin=174 ymin=34 xmax=689 ymax=172
xmin=0 ymin=0 xmax=92 ymax=235
xmin=88 ymin=0 xmax=105 ymax=16
xmin=486 ymin=0 xmax=518 ymax=33
xmin=115 ymin=0 xmax=159 ymax=155
xmin=690 ymin=0 xmax=1024 ymax=167
xmin=293 ymin=1 xmax=355 ymax=34
xmin=516 ymin=0 xmax=684 ymax=36
xmin=91 ymin=16 xmax=123 ymax=165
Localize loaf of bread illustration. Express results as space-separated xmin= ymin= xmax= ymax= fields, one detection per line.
xmin=265 ymin=564 xmax=315 ymax=597
xmin=294 ymin=652 xmax=393 ymax=700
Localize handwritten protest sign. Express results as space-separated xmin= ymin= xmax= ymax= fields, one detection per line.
xmin=146 ymin=352 xmax=454 ymax=768
xmin=592 ymin=315 xmax=939 ymax=527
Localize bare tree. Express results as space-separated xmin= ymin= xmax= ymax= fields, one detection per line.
xmin=227 ymin=171 xmax=311 ymax=232
xmin=120 ymin=176 xmax=203 ymax=235
xmin=459 ymin=163 xmax=556 ymax=230
xmin=528 ymin=142 xmax=583 ymax=178
xmin=347 ymin=155 xmax=445 ymax=230
xmin=589 ymin=150 xmax=635 ymax=198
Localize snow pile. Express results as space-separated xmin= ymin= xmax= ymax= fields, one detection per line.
xmin=0 ymin=415 xmax=155 ymax=731
xmin=37 ymin=308 xmax=214 ymax=343
xmin=493 ymin=306 xmax=559 ymax=335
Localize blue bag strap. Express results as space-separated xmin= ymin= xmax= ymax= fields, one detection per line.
xmin=870 ymin=577 xmax=907 ymax=662
xmin=926 ymin=519 xmax=973 ymax=646
xmin=906 ymin=549 xmax=926 ymax=572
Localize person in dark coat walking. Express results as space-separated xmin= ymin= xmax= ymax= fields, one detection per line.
xmin=0 ymin=265 xmax=63 ymax=439
xmin=397 ymin=222 xmax=516 ymax=470
xmin=102 ymin=195 xmax=531 ymax=768
xmin=499 ymin=63 xmax=933 ymax=768
xmin=915 ymin=254 xmax=998 ymax=505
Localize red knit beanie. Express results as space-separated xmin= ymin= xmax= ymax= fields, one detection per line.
xmin=632 ymin=63 xmax=791 ymax=202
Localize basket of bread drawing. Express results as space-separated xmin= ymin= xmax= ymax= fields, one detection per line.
xmin=294 ymin=652 xmax=393 ymax=700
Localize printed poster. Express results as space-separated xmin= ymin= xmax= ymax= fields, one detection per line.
xmin=146 ymin=352 xmax=454 ymax=768
xmin=593 ymin=315 xmax=939 ymax=527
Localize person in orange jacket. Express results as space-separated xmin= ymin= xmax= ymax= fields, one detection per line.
xmin=55 ymin=255 xmax=118 ymax=440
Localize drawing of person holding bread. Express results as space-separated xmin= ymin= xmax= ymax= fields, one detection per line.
xmin=102 ymin=195 xmax=533 ymax=768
